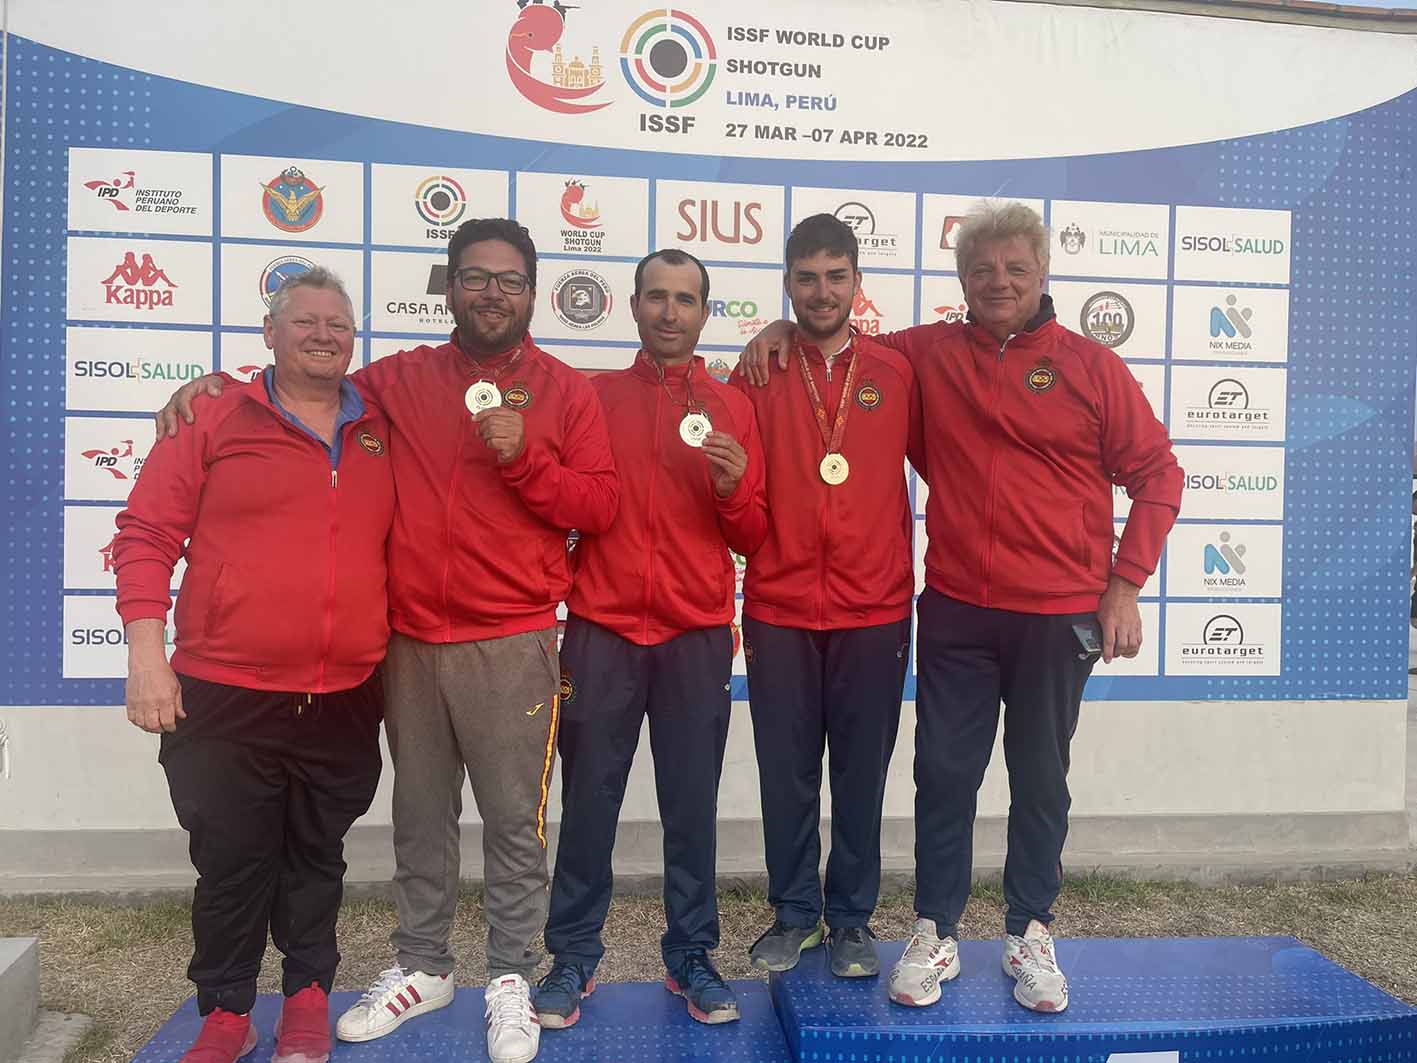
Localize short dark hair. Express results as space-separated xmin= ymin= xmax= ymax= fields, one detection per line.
xmin=785 ymin=213 xmax=859 ymax=273
xmin=634 ymin=248 xmax=710 ymax=304
xmin=446 ymin=218 xmax=538 ymax=290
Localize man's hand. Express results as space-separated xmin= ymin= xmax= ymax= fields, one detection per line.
xmin=156 ymin=374 xmax=225 ymax=439
xmin=476 ymin=408 xmax=527 ymax=464
xmin=702 ymin=431 xmax=748 ymax=498
xmin=738 ymin=319 xmax=797 ymax=387
xmin=1097 ymin=574 xmax=1143 ymax=663
xmin=125 ymin=619 xmax=185 ymax=733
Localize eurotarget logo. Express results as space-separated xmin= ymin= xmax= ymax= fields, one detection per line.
xmin=1171 ymin=367 xmax=1286 ymax=442
xmin=621 ymin=9 xmax=718 ymax=109
xmin=1166 ymin=602 xmax=1281 ymax=675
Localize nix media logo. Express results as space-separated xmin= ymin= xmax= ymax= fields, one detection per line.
xmin=103 ymin=252 xmax=176 ymax=311
xmin=621 ymin=9 xmax=717 ymax=108
xmin=507 ymin=0 xmax=610 ymax=114
xmin=84 ymin=170 xmax=136 ymax=211
xmin=1204 ymin=532 xmax=1246 ymax=576
xmin=1210 ymin=294 xmax=1253 ymax=339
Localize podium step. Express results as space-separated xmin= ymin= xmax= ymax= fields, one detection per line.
xmin=770 ymin=935 xmax=1417 ymax=1062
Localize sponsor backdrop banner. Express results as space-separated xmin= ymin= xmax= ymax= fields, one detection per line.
xmin=3 ymin=4 xmax=1415 ymax=705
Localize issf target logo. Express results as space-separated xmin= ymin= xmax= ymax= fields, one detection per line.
xmin=620 ymin=9 xmax=717 ymax=108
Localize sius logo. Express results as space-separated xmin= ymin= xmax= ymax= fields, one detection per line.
xmin=675 ymin=199 xmax=763 ymax=245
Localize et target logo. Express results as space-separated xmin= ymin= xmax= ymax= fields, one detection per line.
xmin=621 ymin=8 xmax=716 ymax=130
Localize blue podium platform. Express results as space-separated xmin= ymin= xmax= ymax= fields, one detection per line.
xmin=771 ymin=935 xmax=1417 ymax=1062
xmin=131 ymin=937 xmax=1417 ymax=1063
xmin=131 ymin=978 xmax=793 ymax=1063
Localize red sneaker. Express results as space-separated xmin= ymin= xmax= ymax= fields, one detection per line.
xmin=273 ymin=985 xmax=331 ymax=1063
xmin=180 ymin=1010 xmax=257 ymax=1063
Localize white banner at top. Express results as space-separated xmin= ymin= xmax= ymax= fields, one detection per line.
xmin=12 ymin=0 xmax=1417 ymax=162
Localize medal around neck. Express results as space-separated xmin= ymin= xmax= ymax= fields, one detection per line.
xmin=679 ymin=411 xmax=712 ymax=448
xmin=819 ymin=453 xmax=850 ymax=485
xmin=465 ymin=381 xmax=502 ymax=414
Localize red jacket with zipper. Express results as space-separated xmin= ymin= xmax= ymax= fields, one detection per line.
xmin=889 ymin=295 xmax=1182 ymax=614
xmin=569 ymin=352 xmax=768 ymax=646
xmin=732 ymin=330 xmax=916 ymax=630
xmin=355 ymin=333 xmax=619 ymax=643
xmin=113 ymin=378 xmax=395 ymax=692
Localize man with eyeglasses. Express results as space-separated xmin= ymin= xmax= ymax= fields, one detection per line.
xmin=156 ymin=218 xmax=620 ymax=1063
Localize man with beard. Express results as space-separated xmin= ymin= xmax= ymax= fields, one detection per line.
xmin=534 ymin=249 xmax=767 ymax=1030
xmin=155 ymin=219 xmax=619 ymax=1063
xmin=731 ymin=214 xmax=916 ymax=980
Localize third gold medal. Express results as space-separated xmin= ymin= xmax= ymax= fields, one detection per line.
xmin=796 ymin=338 xmax=858 ymax=486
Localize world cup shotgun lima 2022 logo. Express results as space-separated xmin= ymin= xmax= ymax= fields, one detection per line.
xmin=506 ymin=2 xmax=718 ymax=115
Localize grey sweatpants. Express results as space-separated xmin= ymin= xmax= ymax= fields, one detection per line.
xmin=384 ymin=628 xmax=560 ymax=980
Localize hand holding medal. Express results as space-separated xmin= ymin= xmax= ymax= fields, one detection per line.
xmin=701 ymin=430 xmax=749 ymax=498
xmin=795 ymin=339 xmax=858 ymax=486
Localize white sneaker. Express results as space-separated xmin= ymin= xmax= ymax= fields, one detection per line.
xmin=1003 ymin=919 xmax=1069 ymax=1012
xmin=484 ymin=974 xmax=540 ymax=1063
xmin=887 ymin=917 xmax=960 ymax=1007
xmin=335 ymin=966 xmax=454 ymax=1042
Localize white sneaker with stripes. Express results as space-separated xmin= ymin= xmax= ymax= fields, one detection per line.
xmin=335 ymin=966 xmax=454 ymax=1042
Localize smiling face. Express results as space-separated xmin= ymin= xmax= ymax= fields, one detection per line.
xmin=631 ymin=256 xmax=710 ymax=364
xmin=446 ymin=238 xmax=536 ymax=356
xmin=960 ymin=234 xmax=1047 ymax=341
xmin=263 ymin=285 xmax=355 ymax=388
xmin=786 ymin=248 xmax=859 ymax=346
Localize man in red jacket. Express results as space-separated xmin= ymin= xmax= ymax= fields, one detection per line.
xmin=741 ymin=202 xmax=1182 ymax=1014
xmin=117 ymin=269 xmax=394 ymax=1063
xmin=533 ymin=249 xmax=767 ymax=1030
xmin=157 ymin=220 xmax=619 ymax=1063
xmin=733 ymin=215 xmax=916 ymax=981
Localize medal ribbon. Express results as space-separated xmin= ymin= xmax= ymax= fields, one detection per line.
xmin=464 ymin=338 xmax=525 ymax=384
xmin=795 ymin=338 xmax=859 ymax=456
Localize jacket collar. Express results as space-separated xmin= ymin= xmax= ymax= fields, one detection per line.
xmin=965 ymin=293 xmax=1058 ymax=347
xmin=797 ymin=326 xmax=858 ymax=366
xmin=450 ymin=330 xmax=537 ymax=376
xmin=631 ymin=348 xmax=703 ymax=384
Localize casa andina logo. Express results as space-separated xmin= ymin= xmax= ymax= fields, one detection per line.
xmin=506 ymin=0 xmax=611 ymax=114
xmin=620 ymin=9 xmax=718 ymax=108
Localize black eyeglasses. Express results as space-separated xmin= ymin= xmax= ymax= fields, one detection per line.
xmin=454 ymin=268 xmax=530 ymax=295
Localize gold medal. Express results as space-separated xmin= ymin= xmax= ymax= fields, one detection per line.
xmin=679 ymin=411 xmax=712 ymax=448
xmin=820 ymin=453 xmax=849 ymax=485
xmin=465 ymin=381 xmax=502 ymax=414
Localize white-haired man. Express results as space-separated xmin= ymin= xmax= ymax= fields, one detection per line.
xmin=740 ymin=202 xmax=1182 ymax=1013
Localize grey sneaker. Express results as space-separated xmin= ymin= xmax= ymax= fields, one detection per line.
xmin=828 ymin=925 xmax=880 ymax=978
xmin=748 ymin=919 xmax=824 ymax=972
xmin=888 ymin=917 xmax=960 ymax=1007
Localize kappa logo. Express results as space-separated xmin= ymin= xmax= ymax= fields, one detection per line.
xmin=1026 ymin=361 xmax=1056 ymax=393
xmin=856 ymin=382 xmax=882 ymax=410
xmin=98 ymin=534 xmax=118 ymax=574
xmin=504 ymin=385 xmax=533 ymax=409
xmin=742 ymin=632 xmax=753 ymax=666
xmin=358 ymin=432 xmax=385 ymax=456
xmin=103 ymin=252 xmax=177 ymax=311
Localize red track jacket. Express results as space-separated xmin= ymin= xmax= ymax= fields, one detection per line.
xmin=889 ymin=296 xmax=1182 ymax=614
xmin=356 ymin=333 xmax=619 ymax=642
xmin=114 ymin=378 xmax=395 ymax=692
xmin=569 ymin=351 xmax=768 ymax=645
xmin=733 ymin=331 xmax=916 ymax=630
